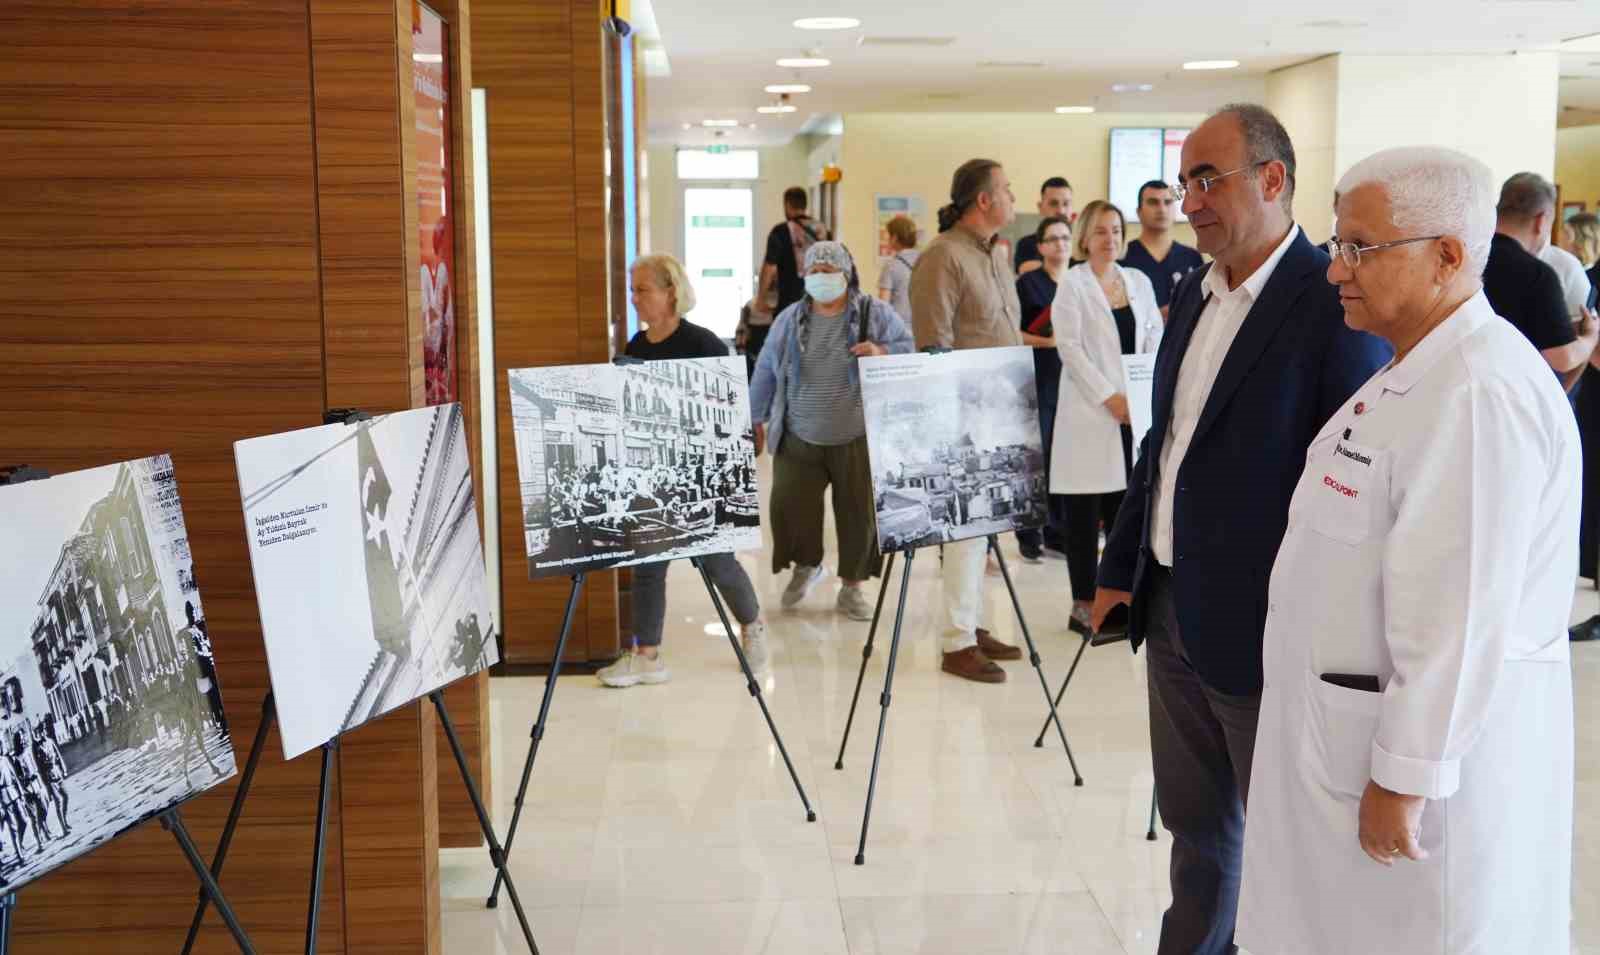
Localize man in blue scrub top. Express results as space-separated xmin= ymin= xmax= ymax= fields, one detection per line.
xmin=1120 ymin=179 xmax=1204 ymax=319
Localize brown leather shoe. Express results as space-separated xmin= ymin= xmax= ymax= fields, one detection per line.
xmin=975 ymin=628 xmax=1021 ymax=661
xmin=941 ymin=645 xmax=1007 ymax=683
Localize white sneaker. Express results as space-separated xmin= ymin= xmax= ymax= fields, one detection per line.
xmin=741 ymin=620 xmax=770 ymax=672
xmin=597 ymin=651 xmax=671 ymax=688
xmin=781 ymin=564 xmax=829 ymax=608
xmin=836 ymin=586 xmax=874 ymax=622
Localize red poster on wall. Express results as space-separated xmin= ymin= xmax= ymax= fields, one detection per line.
xmin=415 ymin=4 xmax=455 ymax=405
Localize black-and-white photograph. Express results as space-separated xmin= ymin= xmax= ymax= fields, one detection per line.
xmin=508 ymin=357 xmax=762 ymax=579
xmin=0 ymin=457 xmax=235 ymax=892
xmin=860 ymin=347 xmax=1049 ymax=551
xmin=233 ymin=404 xmax=499 ymax=760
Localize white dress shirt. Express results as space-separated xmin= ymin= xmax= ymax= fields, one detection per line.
xmin=1538 ymin=243 xmax=1592 ymax=318
xmin=1151 ymin=224 xmax=1300 ymax=566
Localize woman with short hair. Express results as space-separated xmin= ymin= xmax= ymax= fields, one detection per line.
xmin=876 ymin=214 xmax=920 ymax=323
xmin=595 ymin=253 xmax=769 ymax=688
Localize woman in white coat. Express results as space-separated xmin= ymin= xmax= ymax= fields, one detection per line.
xmin=1238 ymin=147 xmax=1581 ymax=954
xmin=1049 ymin=200 xmax=1163 ymax=631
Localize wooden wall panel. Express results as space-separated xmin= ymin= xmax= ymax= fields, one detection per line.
xmin=0 ymin=1 xmax=337 ymax=951
xmin=476 ymin=0 xmax=622 ymax=668
xmin=307 ymin=1 xmax=444 ymax=949
xmin=1 ymin=0 xmax=480 ymax=950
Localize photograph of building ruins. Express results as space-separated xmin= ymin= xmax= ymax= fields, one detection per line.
xmin=509 ymin=356 xmax=762 ymax=578
xmin=860 ymin=348 xmax=1049 ymax=551
xmin=0 ymin=456 xmax=234 ymax=891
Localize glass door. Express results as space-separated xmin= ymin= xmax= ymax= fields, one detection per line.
xmin=682 ymin=187 xmax=754 ymax=340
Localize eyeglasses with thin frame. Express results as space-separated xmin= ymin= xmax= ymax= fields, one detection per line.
xmin=1325 ymin=235 xmax=1443 ymax=271
xmin=1171 ymin=161 xmax=1268 ymax=202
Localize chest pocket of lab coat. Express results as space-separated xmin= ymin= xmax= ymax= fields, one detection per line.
xmin=1300 ymin=434 xmax=1385 ymax=546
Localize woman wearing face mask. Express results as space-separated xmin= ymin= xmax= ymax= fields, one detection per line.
xmin=750 ymin=241 xmax=916 ymax=620
xmin=595 ymin=253 xmax=771 ymax=689
xmin=1050 ymin=200 xmax=1163 ymax=634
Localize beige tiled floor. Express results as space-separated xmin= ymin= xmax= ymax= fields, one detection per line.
xmin=441 ymin=481 xmax=1600 ymax=954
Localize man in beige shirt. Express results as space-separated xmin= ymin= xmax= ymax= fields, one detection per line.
xmin=908 ymin=159 xmax=1026 ymax=683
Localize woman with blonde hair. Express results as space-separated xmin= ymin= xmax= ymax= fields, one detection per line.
xmin=595 ymin=253 xmax=770 ymax=688
xmin=1563 ymin=211 xmax=1600 ymax=268
xmin=1050 ymin=200 xmax=1163 ymax=633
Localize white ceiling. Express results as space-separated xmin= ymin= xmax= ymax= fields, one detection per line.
xmin=639 ymin=0 xmax=1600 ymax=147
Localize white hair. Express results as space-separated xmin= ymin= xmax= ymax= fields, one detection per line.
xmin=1335 ymin=147 xmax=1496 ymax=277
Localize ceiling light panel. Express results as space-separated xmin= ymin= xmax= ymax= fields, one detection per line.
xmin=794 ymin=17 xmax=860 ymax=30
xmin=777 ymin=57 xmax=831 ymax=68
xmin=1183 ymin=59 xmax=1240 ymax=70
xmin=765 ymin=84 xmax=812 ymax=94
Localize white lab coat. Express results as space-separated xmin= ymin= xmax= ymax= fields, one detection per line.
xmin=1237 ymin=292 xmax=1581 ymax=954
xmin=1048 ymin=264 xmax=1163 ymax=494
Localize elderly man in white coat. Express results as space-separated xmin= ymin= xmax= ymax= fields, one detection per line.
xmin=1237 ymin=146 xmax=1582 ymax=953
xmin=1051 ymin=199 xmax=1164 ymax=628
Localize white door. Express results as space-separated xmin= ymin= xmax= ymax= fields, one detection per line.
xmin=683 ymin=187 xmax=753 ymax=340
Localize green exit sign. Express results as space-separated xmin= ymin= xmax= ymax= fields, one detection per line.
xmin=705 ymin=145 xmax=730 ymax=154
xmin=690 ymin=215 xmax=745 ymax=228
xmin=702 ymin=268 xmax=735 ymax=278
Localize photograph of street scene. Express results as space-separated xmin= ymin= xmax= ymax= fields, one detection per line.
xmin=234 ymin=404 xmax=499 ymax=760
xmin=860 ymin=347 xmax=1049 ymax=551
xmin=509 ymin=357 xmax=762 ymax=579
xmin=0 ymin=457 xmax=234 ymax=892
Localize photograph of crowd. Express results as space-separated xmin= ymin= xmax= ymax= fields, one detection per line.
xmin=234 ymin=404 xmax=498 ymax=759
xmin=0 ymin=457 xmax=235 ymax=892
xmin=509 ymin=357 xmax=762 ymax=578
xmin=860 ymin=347 xmax=1049 ymax=551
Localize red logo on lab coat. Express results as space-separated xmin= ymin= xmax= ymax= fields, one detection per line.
xmin=1323 ymin=475 xmax=1359 ymax=498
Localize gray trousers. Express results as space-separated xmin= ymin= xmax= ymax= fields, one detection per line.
xmin=631 ymin=553 xmax=760 ymax=648
xmin=1144 ymin=567 xmax=1261 ymax=955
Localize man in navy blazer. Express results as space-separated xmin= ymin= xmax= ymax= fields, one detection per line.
xmin=1091 ymin=105 xmax=1391 ymax=954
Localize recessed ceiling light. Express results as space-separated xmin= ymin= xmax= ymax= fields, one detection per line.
xmin=794 ymin=17 xmax=860 ymax=30
xmin=1184 ymin=59 xmax=1240 ymax=71
xmin=765 ymin=84 xmax=812 ymax=94
xmin=757 ymin=105 xmax=798 ymax=114
xmin=681 ymin=123 xmax=692 ymax=130
xmin=701 ymin=119 xmax=741 ymax=127
xmin=1112 ymin=83 xmax=1154 ymax=93
xmin=1055 ymin=106 xmax=1095 ymax=114
xmin=777 ymin=56 xmax=831 ymax=68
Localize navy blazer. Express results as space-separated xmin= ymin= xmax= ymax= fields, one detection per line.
xmin=1097 ymin=230 xmax=1392 ymax=696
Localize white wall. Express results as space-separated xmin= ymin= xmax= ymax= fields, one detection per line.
xmin=1266 ymin=56 xmax=1341 ymax=243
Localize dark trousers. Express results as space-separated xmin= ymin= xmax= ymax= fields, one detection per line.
xmin=1143 ymin=566 xmax=1261 ymax=955
xmin=1062 ymin=491 xmax=1124 ymax=601
xmin=1579 ymin=368 xmax=1598 ymax=580
xmin=1017 ymin=392 xmax=1066 ymax=554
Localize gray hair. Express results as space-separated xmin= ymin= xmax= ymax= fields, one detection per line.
xmin=1496 ymin=171 xmax=1556 ymax=222
xmin=1336 ymin=146 xmax=1496 ymax=277
xmin=1212 ymin=103 xmax=1296 ymax=207
xmin=631 ymin=253 xmax=697 ymax=316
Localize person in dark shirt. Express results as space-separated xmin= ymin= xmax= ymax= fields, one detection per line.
xmin=1014 ymin=215 xmax=1072 ymax=561
xmin=1483 ymin=172 xmax=1597 ymax=392
xmin=1573 ymin=258 xmax=1600 ymax=642
xmin=755 ymin=186 xmax=828 ymax=322
xmin=1119 ymin=179 xmax=1204 ymax=318
xmin=1014 ymin=176 xmax=1074 ymax=276
xmin=602 ymin=254 xmax=770 ymax=688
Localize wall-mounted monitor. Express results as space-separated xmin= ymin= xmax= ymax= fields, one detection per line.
xmin=1109 ymin=127 xmax=1191 ymax=226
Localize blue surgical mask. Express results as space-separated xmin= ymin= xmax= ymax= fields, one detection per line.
xmin=805 ymin=272 xmax=848 ymax=302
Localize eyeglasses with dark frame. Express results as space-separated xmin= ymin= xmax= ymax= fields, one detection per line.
xmin=1171 ymin=161 xmax=1270 ymax=202
xmin=1325 ymin=235 xmax=1443 ymax=271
